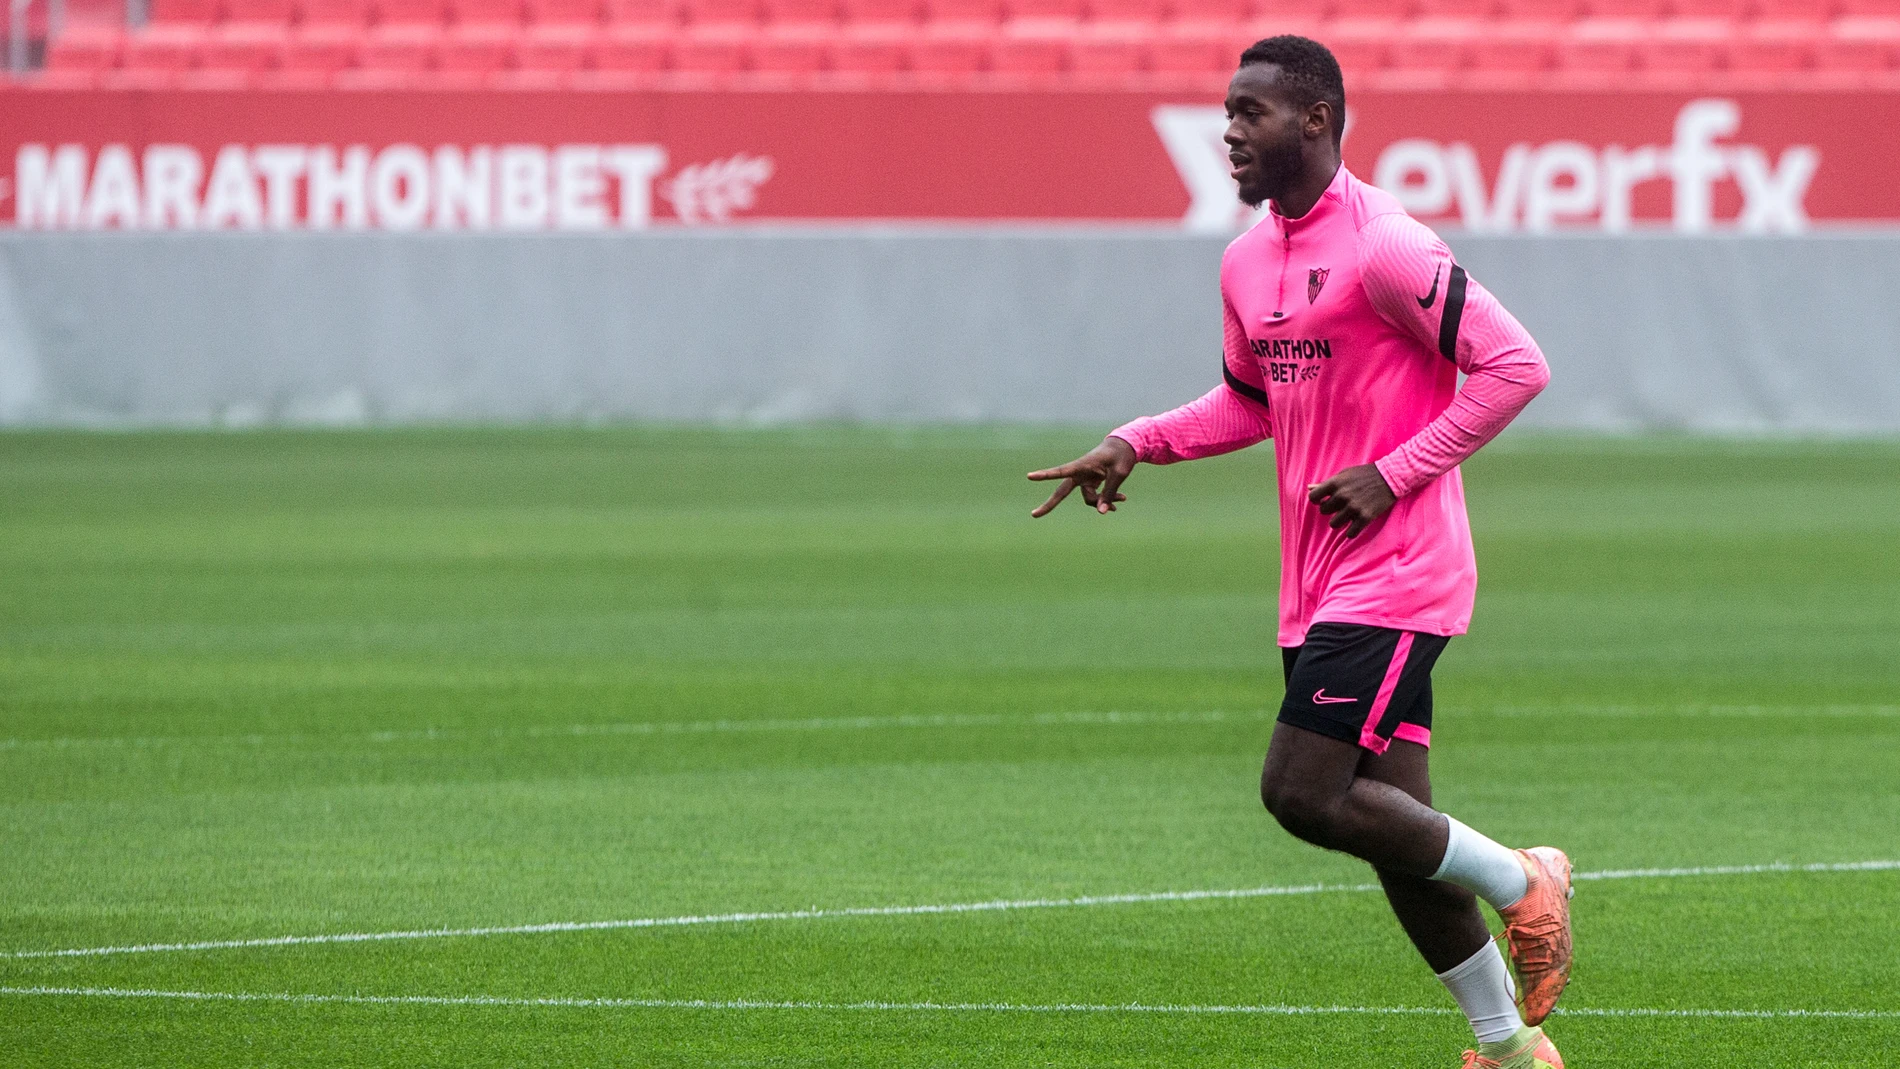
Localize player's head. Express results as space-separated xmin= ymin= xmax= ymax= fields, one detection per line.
xmin=1225 ymin=36 xmax=1346 ymax=208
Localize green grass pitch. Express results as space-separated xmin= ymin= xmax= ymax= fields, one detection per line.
xmin=1 ymin=427 xmax=1897 ymax=1068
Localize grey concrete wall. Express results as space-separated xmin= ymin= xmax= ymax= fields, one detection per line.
xmin=1 ymin=229 xmax=1895 ymax=431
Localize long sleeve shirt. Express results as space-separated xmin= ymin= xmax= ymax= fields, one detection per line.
xmin=1111 ymin=165 xmax=1550 ymax=646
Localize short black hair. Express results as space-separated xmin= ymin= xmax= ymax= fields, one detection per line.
xmin=1238 ymin=35 xmax=1346 ymax=146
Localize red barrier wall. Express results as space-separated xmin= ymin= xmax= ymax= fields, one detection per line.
xmin=3 ymin=88 xmax=1897 ymax=231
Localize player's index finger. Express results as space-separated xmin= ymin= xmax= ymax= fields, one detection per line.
xmin=1026 ymin=463 xmax=1079 ymax=481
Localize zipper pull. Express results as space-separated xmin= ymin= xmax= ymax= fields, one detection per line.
xmin=1273 ymin=230 xmax=1291 ymax=318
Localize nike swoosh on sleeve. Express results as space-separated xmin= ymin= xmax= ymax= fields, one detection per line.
xmin=1415 ymin=265 xmax=1441 ymax=309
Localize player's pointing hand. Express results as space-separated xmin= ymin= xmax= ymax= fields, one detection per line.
xmin=1308 ymin=463 xmax=1398 ymax=538
xmin=1027 ymin=436 xmax=1138 ymax=517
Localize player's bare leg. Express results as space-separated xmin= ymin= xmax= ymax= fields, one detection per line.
xmin=1260 ymin=723 xmax=1567 ymax=1065
xmin=1259 ymin=720 xmax=1454 ymax=874
xmin=1350 ymin=737 xmax=1493 ymax=971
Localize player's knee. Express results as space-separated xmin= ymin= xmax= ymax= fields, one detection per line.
xmin=1260 ymin=774 xmax=1343 ymax=847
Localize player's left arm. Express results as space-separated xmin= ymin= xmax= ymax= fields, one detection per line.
xmin=1311 ymin=214 xmax=1551 ymax=536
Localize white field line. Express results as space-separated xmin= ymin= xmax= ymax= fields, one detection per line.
xmin=2 ymin=986 xmax=1896 ymax=1022
xmin=1482 ymin=704 xmax=1900 ymax=719
xmin=0 ymin=883 xmax=1369 ymax=961
xmin=1575 ymin=860 xmax=1900 ymax=881
xmin=8 ymin=860 xmax=1896 ymax=963
xmin=5 ymin=703 xmax=1898 ymax=753
xmin=0 ymin=709 xmax=1274 ymax=752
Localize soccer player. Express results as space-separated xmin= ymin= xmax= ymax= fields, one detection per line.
xmin=1027 ymin=36 xmax=1570 ymax=1069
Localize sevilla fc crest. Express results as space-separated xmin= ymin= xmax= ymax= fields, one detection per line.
xmin=1308 ymin=268 xmax=1330 ymax=304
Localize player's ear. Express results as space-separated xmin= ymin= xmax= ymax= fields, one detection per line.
xmin=1305 ymin=100 xmax=1333 ymax=142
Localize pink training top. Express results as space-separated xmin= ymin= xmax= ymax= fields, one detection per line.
xmin=1112 ymin=166 xmax=1550 ymax=647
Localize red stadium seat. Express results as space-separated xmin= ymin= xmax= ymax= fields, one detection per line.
xmin=29 ymin=70 xmax=107 ymax=89
xmin=609 ymin=0 xmax=680 ymax=23
xmin=277 ymin=25 xmax=359 ymax=77
xmin=684 ymin=0 xmax=760 ymax=24
xmin=750 ymin=25 xmax=828 ymax=67
xmin=489 ymin=65 xmax=571 ymax=83
xmin=1726 ymin=19 xmax=1818 ymax=71
xmin=1147 ymin=24 xmax=1227 ymax=70
xmin=762 ymin=0 xmax=839 ymax=25
xmin=587 ymin=22 xmax=669 ymax=65
xmin=100 ymin=68 xmax=186 ymax=89
xmin=1007 ymin=0 xmax=1085 ymax=20
xmin=1556 ymin=17 xmax=1641 ymax=69
xmin=827 ymin=24 xmax=906 ymax=68
xmin=1582 ymin=0 xmax=1663 ymax=13
xmin=1638 ymin=17 xmax=1729 ymax=71
xmin=1167 ymin=0 xmax=1248 ymax=24
xmin=928 ymin=0 xmax=1004 ymax=23
xmin=198 ymin=23 xmax=287 ymax=69
xmin=528 ymin=0 xmax=603 ymax=23
xmin=1086 ymin=0 xmax=1163 ymax=26
xmin=1668 ymin=0 xmax=1743 ymax=16
xmin=1817 ymin=16 xmax=1898 ymax=68
xmin=1836 ymin=0 xmax=1897 ymax=14
xmin=1388 ymin=17 xmax=1480 ymax=71
xmin=1466 ymin=18 xmax=1559 ymax=69
xmin=223 ymin=0 xmax=296 ymax=25
xmin=908 ymin=22 xmax=991 ymax=69
xmin=301 ymin=0 xmax=372 ymax=26
xmin=840 ymin=0 xmax=921 ymax=24
xmin=439 ymin=23 xmax=515 ymax=69
xmin=671 ymin=24 xmax=752 ymax=67
xmin=46 ymin=25 xmax=125 ymax=69
xmin=1325 ymin=21 xmax=1393 ymax=74
xmin=332 ymin=66 xmax=426 ymax=82
xmin=123 ymin=25 xmax=205 ymax=69
xmin=359 ymin=23 xmax=437 ymax=65
xmin=1754 ymin=0 xmax=1834 ymax=16
xmin=149 ymin=0 xmax=220 ymax=25
xmin=1328 ymin=12 xmax=1404 ymax=34
xmin=376 ymin=0 xmax=448 ymax=24
xmin=1414 ymin=0 xmax=1494 ymax=16
xmin=1244 ymin=14 xmax=1322 ymax=39
xmin=453 ymin=0 xmax=525 ymax=25
xmin=1331 ymin=0 xmax=1412 ymax=17
xmin=604 ymin=0 xmax=679 ymax=22
xmin=1068 ymin=25 xmax=1145 ymax=71
xmin=1496 ymin=0 xmax=1580 ymax=18
xmin=512 ymin=23 xmax=593 ymax=66
xmin=990 ymin=20 xmax=1068 ymax=69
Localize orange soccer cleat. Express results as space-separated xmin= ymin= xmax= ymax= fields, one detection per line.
xmin=1497 ymin=846 xmax=1574 ymax=1025
xmin=1459 ymin=1025 xmax=1565 ymax=1068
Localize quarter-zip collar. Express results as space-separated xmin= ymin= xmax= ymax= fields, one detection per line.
xmin=1264 ymin=165 xmax=1348 ymax=320
xmin=1268 ymin=162 xmax=1349 ymax=237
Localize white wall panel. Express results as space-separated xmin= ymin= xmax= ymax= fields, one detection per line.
xmin=1 ymin=230 xmax=1894 ymax=431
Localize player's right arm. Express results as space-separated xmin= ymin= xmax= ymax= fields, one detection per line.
xmin=1027 ymin=297 xmax=1273 ymax=518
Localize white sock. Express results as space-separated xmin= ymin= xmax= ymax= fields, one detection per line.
xmin=1432 ymin=816 xmax=1529 ymax=910
xmin=1436 ymin=940 xmax=1523 ymax=1044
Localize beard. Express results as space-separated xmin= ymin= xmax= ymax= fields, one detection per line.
xmin=1236 ymin=133 xmax=1306 ymax=209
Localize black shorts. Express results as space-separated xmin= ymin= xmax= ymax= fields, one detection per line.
xmin=1278 ymin=623 xmax=1450 ymax=755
